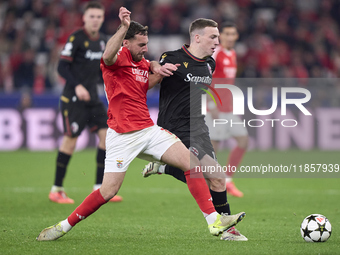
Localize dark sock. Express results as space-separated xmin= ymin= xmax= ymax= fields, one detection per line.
xmin=95 ymin=148 xmax=106 ymax=185
xmin=54 ymin=151 xmax=71 ymax=187
xmin=165 ymin=165 xmax=187 ymax=183
xmin=210 ymin=189 xmax=231 ymax=215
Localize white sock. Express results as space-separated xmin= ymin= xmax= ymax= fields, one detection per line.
xmin=93 ymin=184 xmax=101 ymax=191
xmin=205 ymin=211 xmax=219 ymax=225
xmin=51 ymin=185 xmax=64 ymax=192
xmin=158 ymin=164 xmax=166 ymax=174
xmin=60 ymin=219 xmax=72 ymax=232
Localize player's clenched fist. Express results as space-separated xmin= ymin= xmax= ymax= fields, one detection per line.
xmin=119 ymin=7 xmax=131 ymax=27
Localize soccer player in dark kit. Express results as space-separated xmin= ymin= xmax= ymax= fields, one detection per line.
xmin=143 ymin=18 xmax=247 ymax=241
xmin=49 ymin=1 xmax=122 ymax=203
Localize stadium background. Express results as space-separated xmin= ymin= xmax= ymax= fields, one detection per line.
xmin=0 ymin=0 xmax=339 ymax=151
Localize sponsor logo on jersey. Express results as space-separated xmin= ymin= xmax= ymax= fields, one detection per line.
xmin=132 ymin=67 xmax=149 ymax=83
xmin=132 ymin=68 xmax=148 ymax=77
xmin=84 ymin=41 xmax=89 ymax=48
xmin=69 ymin=36 xmax=75 ymax=42
xmin=184 ymin=73 xmax=212 ymax=85
xmin=183 ymin=62 xmax=188 ymax=68
xmin=85 ymin=50 xmax=103 ymax=60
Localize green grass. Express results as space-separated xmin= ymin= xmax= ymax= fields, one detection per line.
xmin=0 ymin=149 xmax=339 ymax=255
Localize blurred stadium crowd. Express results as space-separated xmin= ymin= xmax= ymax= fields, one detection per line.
xmin=0 ymin=0 xmax=340 ymax=107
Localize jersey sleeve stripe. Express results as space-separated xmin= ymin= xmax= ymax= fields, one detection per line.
xmin=60 ymin=56 xmax=73 ymax=62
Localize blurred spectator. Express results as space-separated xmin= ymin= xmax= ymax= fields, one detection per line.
xmin=0 ymin=0 xmax=339 ymax=108
xmin=14 ymin=47 xmax=35 ymax=90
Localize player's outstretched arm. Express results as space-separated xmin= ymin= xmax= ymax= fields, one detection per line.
xmin=148 ymin=73 xmax=163 ymax=90
xmin=150 ymin=61 xmax=180 ymax=76
xmin=148 ymin=61 xmax=180 ymax=89
xmin=102 ymin=7 xmax=131 ymax=66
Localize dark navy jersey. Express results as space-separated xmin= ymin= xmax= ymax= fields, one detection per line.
xmin=157 ymin=45 xmax=215 ymax=135
xmin=59 ymin=28 xmax=107 ymax=103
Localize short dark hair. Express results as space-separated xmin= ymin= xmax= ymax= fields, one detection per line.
xmin=84 ymin=1 xmax=105 ymax=12
xmin=189 ymin=18 xmax=218 ymax=34
xmin=220 ymin=21 xmax=237 ymax=30
xmin=118 ymin=21 xmax=148 ymax=40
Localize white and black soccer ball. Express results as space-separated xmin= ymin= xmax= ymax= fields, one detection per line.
xmin=300 ymin=214 xmax=332 ymax=242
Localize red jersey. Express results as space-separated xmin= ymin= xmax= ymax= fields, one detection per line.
xmin=212 ymin=45 xmax=237 ymax=113
xmin=100 ymin=47 xmax=154 ymax=133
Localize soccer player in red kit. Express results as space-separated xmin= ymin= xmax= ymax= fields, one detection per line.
xmin=206 ymin=22 xmax=249 ymax=197
xmin=36 ymin=7 xmax=245 ymax=241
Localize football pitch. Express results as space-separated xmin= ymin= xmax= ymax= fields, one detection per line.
xmin=0 ymin=149 xmax=339 ymax=255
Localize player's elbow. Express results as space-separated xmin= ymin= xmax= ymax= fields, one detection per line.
xmin=102 ymin=51 xmax=110 ymax=62
xmin=102 ymin=52 xmax=116 ymax=66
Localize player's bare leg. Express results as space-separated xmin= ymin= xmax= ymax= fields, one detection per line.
xmin=59 ymin=135 xmax=78 ymax=154
xmin=99 ymin=172 xmax=125 ymax=200
xmin=211 ymin=140 xmax=219 ymax=154
xmin=94 ymin=128 xmax=123 ymax=202
xmin=37 ymin=172 xmax=125 ymax=241
xmin=200 ymin=154 xmax=226 ymax=192
xmin=97 ymin=128 xmax=106 ymax=150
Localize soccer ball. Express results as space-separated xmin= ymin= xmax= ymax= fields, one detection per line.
xmin=300 ymin=214 xmax=332 ymax=242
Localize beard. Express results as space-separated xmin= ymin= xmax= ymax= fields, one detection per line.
xmin=132 ymin=53 xmax=144 ymax=62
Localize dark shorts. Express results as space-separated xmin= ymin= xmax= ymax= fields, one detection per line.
xmin=175 ymin=131 xmax=216 ymax=161
xmin=60 ymin=97 xmax=108 ymax=137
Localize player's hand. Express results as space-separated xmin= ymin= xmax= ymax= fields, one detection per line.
xmin=156 ymin=63 xmax=180 ymax=77
xmin=119 ymin=7 xmax=131 ymax=28
xmin=75 ymin=84 xmax=91 ymax=102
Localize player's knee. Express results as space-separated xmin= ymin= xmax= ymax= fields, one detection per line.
xmin=209 ymin=178 xmax=226 ymax=192
xmin=60 ymin=136 xmax=78 ymax=154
